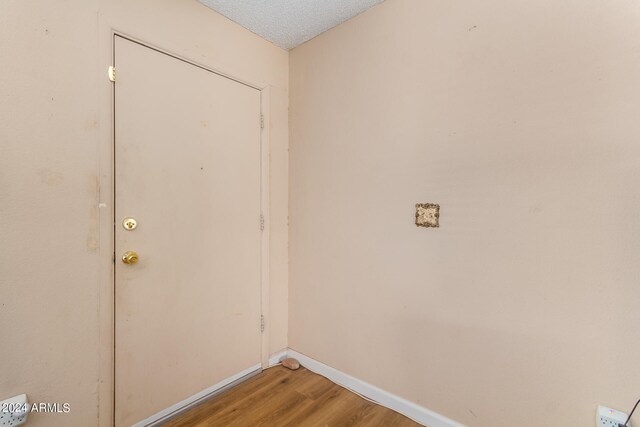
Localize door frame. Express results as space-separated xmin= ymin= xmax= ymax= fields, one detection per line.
xmin=97 ymin=30 xmax=272 ymax=426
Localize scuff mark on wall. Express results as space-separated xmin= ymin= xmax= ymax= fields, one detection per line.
xmin=86 ymin=175 xmax=100 ymax=252
xmin=84 ymin=111 xmax=99 ymax=131
xmin=38 ymin=168 xmax=64 ymax=186
xmin=87 ymin=205 xmax=99 ymax=252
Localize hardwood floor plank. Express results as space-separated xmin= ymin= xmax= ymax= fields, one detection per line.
xmin=161 ymin=366 xmax=423 ymax=427
xmin=165 ymin=369 xmax=291 ymax=426
xmin=222 ymin=370 xmax=316 ymax=426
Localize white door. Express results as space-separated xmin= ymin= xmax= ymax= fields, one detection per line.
xmin=114 ymin=36 xmax=262 ymax=426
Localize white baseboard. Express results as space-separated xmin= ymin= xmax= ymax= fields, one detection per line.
xmin=132 ymin=349 xmax=464 ymax=427
xmin=286 ymin=349 xmax=465 ymax=427
xmin=134 ymin=363 xmax=261 ymax=427
xmin=268 ymin=348 xmax=288 ymax=367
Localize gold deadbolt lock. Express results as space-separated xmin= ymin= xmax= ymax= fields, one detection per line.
xmin=122 ymin=251 xmax=139 ymax=265
xmin=122 ymin=217 xmax=138 ymax=230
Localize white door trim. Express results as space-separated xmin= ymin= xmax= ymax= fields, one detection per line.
xmin=260 ymin=86 xmax=271 ymax=369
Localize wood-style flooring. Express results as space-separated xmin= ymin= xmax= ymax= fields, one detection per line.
xmin=162 ymin=366 xmax=422 ymax=426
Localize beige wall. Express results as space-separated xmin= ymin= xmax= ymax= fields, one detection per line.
xmin=0 ymin=1 xmax=288 ymax=426
xmin=4 ymin=0 xmax=640 ymax=425
xmin=289 ymin=1 xmax=640 ymax=426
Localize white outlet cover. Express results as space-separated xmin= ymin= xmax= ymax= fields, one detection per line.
xmin=0 ymin=394 xmax=29 ymax=427
xmin=598 ymin=405 xmax=630 ymax=427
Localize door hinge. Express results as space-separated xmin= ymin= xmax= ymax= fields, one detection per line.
xmin=261 ymin=315 xmax=265 ymax=333
xmin=260 ymin=214 xmax=265 ymax=231
xmin=260 ymin=114 xmax=264 ymax=129
xmin=108 ymin=66 xmax=116 ymax=82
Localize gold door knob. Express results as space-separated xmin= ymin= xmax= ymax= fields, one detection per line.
xmin=122 ymin=251 xmax=139 ymax=265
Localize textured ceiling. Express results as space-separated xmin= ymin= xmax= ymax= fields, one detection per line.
xmin=198 ymin=0 xmax=385 ymax=50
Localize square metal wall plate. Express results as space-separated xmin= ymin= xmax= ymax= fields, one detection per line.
xmin=415 ymin=203 xmax=440 ymax=228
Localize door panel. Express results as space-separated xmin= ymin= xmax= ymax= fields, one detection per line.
xmin=114 ymin=36 xmax=262 ymax=426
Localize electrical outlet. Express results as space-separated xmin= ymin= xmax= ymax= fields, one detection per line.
xmin=598 ymin=405 xmax=630 ymax=427
xmin=0 ymin=394 xmax=29 ymax=427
